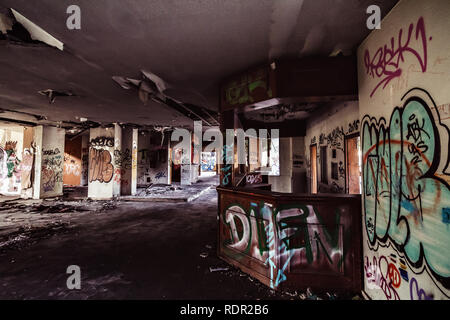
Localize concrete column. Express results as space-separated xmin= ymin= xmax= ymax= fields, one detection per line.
xmin=87 ymin=126 xmax=116 ymax=200
xmin=80 ymin=134 xmax=89 ymax=186
xmin=120 ymin=126 xmax=138 ymax=195
xmin=33 ymin=125 xmax=65 ymax=199
xmin=181 ymin=135 xmax=192 ymax=185
xmin=131 ymin=128 xmax=138 ymax=195
xmin=112 ymin=123 xmax=122 ymax=197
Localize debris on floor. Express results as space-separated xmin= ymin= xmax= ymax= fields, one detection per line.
xmin=209 ymin=267 xmax=229 ymax=272
xmin=199 ymin=252 xmax=208 ymax=258
xmin=0 ymin=222 xmax=71 ymax=253
xmin=137 ymin=184 xmax=184 ymax=196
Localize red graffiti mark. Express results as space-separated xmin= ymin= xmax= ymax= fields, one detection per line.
xmin=388 ymin=263 xmax=401 ymax=288
xmin=363 ymin=139 xmax=431 ymax=167
xmin=365 ymin=256 xmax=400 ymax=300
xmin=364 ymin=17 xmax=428 ymax=98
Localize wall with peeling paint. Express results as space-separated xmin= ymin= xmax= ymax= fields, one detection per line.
xmin=305 ymin=101 xmax=360 ymax=194
xmin=137 ymin=131 xmax=170 ymax=186
xmin=357 ymin=0 xmax=450 ymax=300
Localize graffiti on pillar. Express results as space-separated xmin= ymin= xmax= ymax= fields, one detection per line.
xmin=81 ymin=148 xmax=89 ymax=184
xmin=362 ymin=88 xmax=450 ymax=298
xmin=89 ymin=136 xmax=114 ymax=148
xmin=5 ymin=141 xmax=20 ymax=178
xmin=222 ymin=202 xmax=345 ymax=289
xmin=201 ymin=152 xmax=216 ymax=172
xmin=114 ymin=148 xmax=132 ymax=169
xmin=19 ymin=149 xmax=33 ymax=189
xmin=364 ymin=16 xmax=429 ymax=98
xmin=221 ymin=144 xmax=232 ymax=186
xmin=42 ymin=147 xmax=63 ymax=192
xmin=89 ymin=148 xmax=114 ymax=183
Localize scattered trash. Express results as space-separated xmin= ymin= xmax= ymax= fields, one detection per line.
xmin=200 ymin=252 xmax=208 ymax=258
xmin=209 ymin=267 xmax=229 ymax=272
xmin=306 ymin=287 xmax=318 ymax=300
xmin=205 ymin=244 xmax=212 ymax=249
xmin=298 ymin=293 xmax=307 ymax=300
xmin=326 ymin=292 xmax=337 ymax=300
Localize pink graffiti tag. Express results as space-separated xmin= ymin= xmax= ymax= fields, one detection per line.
xmin=364 ymin=255 xmax=400 ymax=300
xmin=364 ymin=16 xmax=429 ymax=98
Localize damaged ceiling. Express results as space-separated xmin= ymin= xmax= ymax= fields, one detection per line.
xmin=0 ymin=0 xmax=398 ymax=128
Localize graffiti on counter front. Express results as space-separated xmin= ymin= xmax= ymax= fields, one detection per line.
xmin=223 ymin=202 xmax=345 ymax=289
xmin=362 ymin=88 xmax=450 ymax=295
xmin=89 ymin=148 xmax=114 ymax=183
xmin=364 ymin=16 xmax=429 ymax=98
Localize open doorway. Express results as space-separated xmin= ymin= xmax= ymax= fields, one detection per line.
xmin=310 ymin=144 xmax=317 ymax=193
xmin=345 ymin=134 xmax=361 ymax=194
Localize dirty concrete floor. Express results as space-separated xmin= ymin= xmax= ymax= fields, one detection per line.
xmin=0 ymin=188 xmax=303 ymax=300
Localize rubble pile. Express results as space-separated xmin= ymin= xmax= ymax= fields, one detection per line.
xmin=137 ymin=184 xmax=184 ymax=196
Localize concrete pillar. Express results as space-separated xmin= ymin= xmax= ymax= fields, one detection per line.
xmin=120 ymin=126 xmax=138 ymax=195
xmin=87 ymin=126 xmax=116 ymax=200
xmin=180 ymin=135 xmax=192 ymax=185
xmin=33 ymin=125 xmax=66 ymax=199
xmin=112 ymin=123 xmax=122 ymax=197
xmin=80 ymin=134 xmax=89 ymax=186
xmin=131 ymin=128 xmax=138 ymax=195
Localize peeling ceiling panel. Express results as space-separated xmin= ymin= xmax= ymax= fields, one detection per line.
xmin=10 ymin=8 xmax=64 ymax=50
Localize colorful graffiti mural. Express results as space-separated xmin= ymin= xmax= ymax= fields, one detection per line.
xmin=220 ymin=198 xmax=355 ymax=290
xmin=201 ymin=152 xmax=216 ymax=172
xmin=362 ymin=88 xmax=450 ymax=298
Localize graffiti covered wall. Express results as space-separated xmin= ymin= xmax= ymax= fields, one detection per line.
xmin=0 ymin=127 xmax=24 ymax=195
xmin=305 ymin=101 xmax=360 ymax=194
xmin=357 ymin=0 xmax=450 ymax=300
xmin=136 ymin=131 xmax=169 ymax=186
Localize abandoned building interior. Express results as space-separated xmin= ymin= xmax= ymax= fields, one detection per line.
xmin=0 ymin=0 xmax=449 ymax=301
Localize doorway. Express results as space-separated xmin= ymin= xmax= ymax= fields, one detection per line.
xmin=310 ymin=144 xmax=317 ymax=193
xmin=345 ymin=134 xmax=361 ymax=194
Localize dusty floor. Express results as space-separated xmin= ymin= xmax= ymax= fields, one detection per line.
xmin=0 ymin=184 xmax=356 ymax=300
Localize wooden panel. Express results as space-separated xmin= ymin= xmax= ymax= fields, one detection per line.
xmin=217 ymin=186 xmax=362 ymax=294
